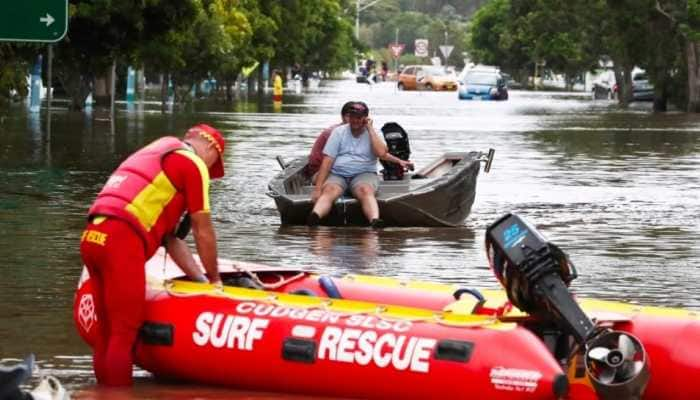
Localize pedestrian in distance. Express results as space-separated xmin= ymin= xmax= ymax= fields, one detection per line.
xmin=308 ymin=102 xmax=413 ymax=228
xmin=79 ymin=124 xmax=226 ymax=386
xmin=304 ymin=101 xmax=356 ymax=183
xmin=272 ymin=69 xmax=283 ymax=102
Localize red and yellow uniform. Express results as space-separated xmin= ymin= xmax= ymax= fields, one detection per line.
xmin=80 ymin=136 xmax=213 ymax=386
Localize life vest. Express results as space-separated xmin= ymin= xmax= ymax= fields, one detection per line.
xmin=88 ymin=136 xmax=189 ymax=256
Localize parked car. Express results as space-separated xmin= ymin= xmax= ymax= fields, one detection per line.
xmin=500 ymin=72 xmax=522 ymax=89
xmin=397 ymin=65 xmax=458 ymax=91
xmin=458 ymin=70 xmax=508 ymax=100
xmin=632 ymin=71 xmax=654 ymax=101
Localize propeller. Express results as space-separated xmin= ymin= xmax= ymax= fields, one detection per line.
xmin=587 ymin=332 xmax=644 ymax=384
xmin=585 ymin=331 xmax=649 ymax=400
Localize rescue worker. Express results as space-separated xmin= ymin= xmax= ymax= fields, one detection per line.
xmin=79 ymin=124 xmax=225 ymax=386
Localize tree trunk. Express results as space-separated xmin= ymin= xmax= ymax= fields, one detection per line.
xmin=653 ymin=69 xmax=669 ymax=112
xmin=94 ymin=75 xmax=109 ymax=107
xmin=688 ymin=41 xmax=700 ymax=112
xmin=257 ymin=66 xmax=264 ymax=95
xmin=613 ymin=64 xmax=628 ymax=107
xmin=226 ymin=80 xmax=233 ymax=102
xmin=622 ymin=67 xmax=633 ymax=104
xmin=160 ymin=74 xmax=168 ymax=113
xmin=56 ymin=67 xmax=91 ymax=111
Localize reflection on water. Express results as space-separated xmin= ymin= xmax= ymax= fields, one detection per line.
xmin=0 ymin=81 xmax=699 ymax=396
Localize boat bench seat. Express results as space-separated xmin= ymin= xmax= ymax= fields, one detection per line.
xmin=297 ymin=181 xmax=411 ymax=195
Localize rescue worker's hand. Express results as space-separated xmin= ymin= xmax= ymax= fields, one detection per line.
xmin=211 ymin=279 xmax=224 ymax=292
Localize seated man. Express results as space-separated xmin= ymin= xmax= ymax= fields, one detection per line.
xmin=304 ymin=101 xmax=355 ymax=184
xmin=308 ymin=102 xmax=413 ymax=228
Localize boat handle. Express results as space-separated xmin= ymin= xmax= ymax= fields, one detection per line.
xmin=266 ymin=190 xmax=280 ymax=198
xmin=276 ymin=155 xmax=289 ymax=169
xmin=479 ymin=148 xmax=495 ymax=173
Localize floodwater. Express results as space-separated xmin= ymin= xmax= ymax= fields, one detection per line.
xmin=0 ymin=79 xmax=698 ymax=397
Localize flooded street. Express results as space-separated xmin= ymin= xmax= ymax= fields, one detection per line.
xmin=1 ymin=79 xmax=699 ymax=396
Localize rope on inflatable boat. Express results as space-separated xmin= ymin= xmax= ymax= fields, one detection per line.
xmin=161 ymin=280 xmax=506 ymax=329
xmin=222 ymin=260 xmax=307 ymax=290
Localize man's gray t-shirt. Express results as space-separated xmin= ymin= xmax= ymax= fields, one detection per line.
xmin=323 ymin=124 xmax=378 ymax=178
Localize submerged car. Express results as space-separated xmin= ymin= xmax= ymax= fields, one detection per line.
xmin=632 ymin=71 xmax=654 ymax=101
xmin=458 ymin=70 xmax=508 ymax=100
xmin=397 ymin=65 xmax=458 ymax=91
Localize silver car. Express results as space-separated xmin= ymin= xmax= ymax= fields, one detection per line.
xmin=632 ymin=72 xmax=653 ymax=101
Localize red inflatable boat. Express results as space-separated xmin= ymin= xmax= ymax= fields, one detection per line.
xmin=74 ymin=214 xmax=700 ymax=399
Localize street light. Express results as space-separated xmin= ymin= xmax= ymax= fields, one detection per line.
xmin=354 ymin=0 xmax=383 ymax=73
xmin=356 ymin=0 xmax=383 ymax=39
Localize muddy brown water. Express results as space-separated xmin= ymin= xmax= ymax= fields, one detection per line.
xmin=1 ymin=79 xmax=698 ymax=396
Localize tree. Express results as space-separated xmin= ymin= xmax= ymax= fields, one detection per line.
xmin=0 ymin=44 xmax=35 ymax=107
xmin=686 ymin=0 xmax=700 ymax=111
xmin=273 ymin=0 xmax=355 ymax=74
xmin=55 ymin=0 xmax=198 ymax=110
xmin=468 ymin=0 xmax=531 ymax=79
xmin=169 ymin=0 xmax=251 ymax=102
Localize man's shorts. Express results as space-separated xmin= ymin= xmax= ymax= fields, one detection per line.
xmin=325 ymin=172 xmax=379 ymax=194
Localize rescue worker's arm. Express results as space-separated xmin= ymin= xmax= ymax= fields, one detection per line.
xmin=189 ymin=211 xmax=221 ymax=285
xmin=164 ymin=235 xmax=208 ymax=282
xmin=312 ymin=156 xmax=334 ymax=203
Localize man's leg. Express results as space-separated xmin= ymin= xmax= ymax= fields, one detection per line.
xmin=79 ymin=248 xmax=108 ymax=383
xmin=311 ymin=175 xmax=346 ymax=219
xmin=351 ymin=173 xmax=380 ymax=223
xmin=82 ymin=219 xmax=146 ymax=386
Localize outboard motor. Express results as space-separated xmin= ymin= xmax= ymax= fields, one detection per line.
xmin=380 ymin=122 xmax=411 ymax=181
xmin=485 ymin=213 xmax=649 ymax=400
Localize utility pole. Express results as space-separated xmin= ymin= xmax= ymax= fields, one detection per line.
xmin=355 ymin=0 xmax=360 ymax=40
xmin=354 ymin=0 xmax=383 ymax=73
xmin=394 ymin=28 xmax=399 ymax=73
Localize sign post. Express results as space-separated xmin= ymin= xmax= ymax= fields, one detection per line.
xmin=389 ymin=43 xmax=405 ymax=74
xmin=389 ymin=43 xmax=405 ymax=59
xmin=0 ymin=1 xmax=68 ymax=42
xmin=439 ymin=45 xmax=454 ymax=66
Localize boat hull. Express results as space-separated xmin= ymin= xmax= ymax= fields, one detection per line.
xmin=73 ymin=252 xmax=700 ymax=399
xmin=268 ymin=152 xmax=482 ymax=227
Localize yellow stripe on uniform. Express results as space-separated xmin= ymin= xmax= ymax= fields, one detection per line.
xmin=126 ymin=172 xmax=178 ymax=231
xmin=174 ymin=149 xmax=210 ymax=212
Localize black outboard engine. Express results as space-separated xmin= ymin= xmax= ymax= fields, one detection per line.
xmin=380 ymin=122 xmax=411 ymax=181
xmin=485 ymin=213 xmax=649 ymax=400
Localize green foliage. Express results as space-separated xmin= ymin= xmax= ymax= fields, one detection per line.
xmin=0 ymin=45 xmax=30 ymax=105
xmin=683 ymin=0 xmax=700 ymax=40
xmin=170 ymin=0 xmax=252 ymax=95
xmin=467 ymin=0 xmax=512 ymax=66
xmin=272 ymin=0 xmax=355 ymax=73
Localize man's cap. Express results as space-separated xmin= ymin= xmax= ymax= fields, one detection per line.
xmin=185 ymin=124 xmax=225 ymax=179
xmin=341 ymin=101 xmax=356 ymax=116
xmin=347 ymin=101 xmax=369 ymax=116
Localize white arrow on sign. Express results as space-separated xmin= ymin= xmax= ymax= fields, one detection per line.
xmin=40 ymin=14 xmax=55 ymax=27
xmin=439 ymin=45 xmax=454 ymax=59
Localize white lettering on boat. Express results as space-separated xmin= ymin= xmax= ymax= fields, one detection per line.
xmin=345 ymin=315 xmax=412 ymax=332
xmin=192 ymin=312 xmax=269 ymax=350
xmin=236 ymin=302 xmax=341 ymax=324
xmin=489 ymin=367 xmax=542 ymax=392
xmin=318 ymin=326 xmax=435 ymax=373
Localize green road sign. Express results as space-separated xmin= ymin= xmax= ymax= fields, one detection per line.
xmin=0 ymin=1 xmax=68 ymax=42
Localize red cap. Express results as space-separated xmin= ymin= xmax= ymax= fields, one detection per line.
xmin=186 ymin=124 xmax=225 ymax=179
